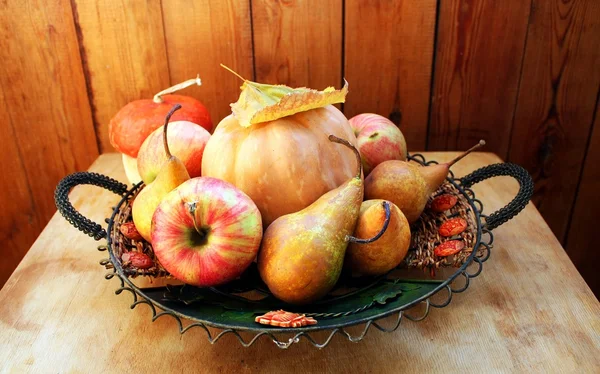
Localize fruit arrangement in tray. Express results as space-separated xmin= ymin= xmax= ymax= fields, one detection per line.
xmin=55 ymin=66 xmax=532 ymax=346
xmin=102 ymin=68 xmax=488 ymax=311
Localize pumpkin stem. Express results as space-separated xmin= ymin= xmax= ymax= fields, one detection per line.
xmin=328 ymin=135 xmax=362 ymax=179
xmin=163 ymin=104 xmax=182 ymax=159
xmin=447 ymin=140 xmax=486 ymax=168
xmin=153 ymin=76 xmax=202 ymax=104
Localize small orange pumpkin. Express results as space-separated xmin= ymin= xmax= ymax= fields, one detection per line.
xmin=201 ymin=105 xmax=357 ymax=226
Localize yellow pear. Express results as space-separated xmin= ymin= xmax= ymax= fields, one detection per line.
xmin=132 ymin=104 xmax=190 ymax=242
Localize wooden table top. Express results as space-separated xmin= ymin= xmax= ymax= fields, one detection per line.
xmin=1 ymin=152 xmax=599 ymax=373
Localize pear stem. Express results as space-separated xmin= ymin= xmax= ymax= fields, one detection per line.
xmin=346 ymin=201 xmax=392 ymax=244
xmin=162 ymin=104 xmax=182 ymax=159
xmin=153 ymin=76 xmax=202 ymax=103
xmin=328 ymin=135 xmax=362 ymax=179
xmin=446 ymin=139 xmax=486 ymax=168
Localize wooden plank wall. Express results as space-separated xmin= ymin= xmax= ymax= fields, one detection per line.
xmin=344 ymin=0 xmax=436 ymax=150
xmin=1 ymin=0 xmax=599 ymax=296
xmin=0 ymin=0 xmax=99 ymax=287
xmin=429 ymin=0 xmax=532 ymax=156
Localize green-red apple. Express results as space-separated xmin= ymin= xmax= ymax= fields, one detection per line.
xmin=348 ymin=113 xmax=407 ymax=175
xmin=151 ymin=177 xmax=263 ymax=287
xmin=137 ymin=121 xmax=210 ymax=184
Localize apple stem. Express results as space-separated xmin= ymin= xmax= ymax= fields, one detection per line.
xmin=346 ymin=201 xmax=391 ymax=244
xmin=447 ymin=139 xmax=486 ymax=168
xmin=328 ymin=135 xmax=362 ymax=179
xmin=153 ymin=75 xmax=202 ymax=104
xmin=187 ymin=201 xmax=201 ymax=233
xmin=187 ymin=201 xmax=210 ymax=239
xmin=162 ymin=104 xmax=181 ymax=159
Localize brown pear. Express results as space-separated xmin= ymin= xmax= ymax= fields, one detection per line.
xmin=345 ymin=199 xmax=411 ymax=277
xmin=258 ymin=135 xmax=363 ymax=305
xmin=364 ymin=141 xmax=485 ymax=223
xmin=132 ymin=105 xmax=190 ymax=242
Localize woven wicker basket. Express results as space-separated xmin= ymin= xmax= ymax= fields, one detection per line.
xmin=111 ymin=179 xmax=481 ymax=278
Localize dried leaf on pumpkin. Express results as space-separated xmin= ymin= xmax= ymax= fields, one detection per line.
xmin=222 ymin=64 xmax=348 ymax=127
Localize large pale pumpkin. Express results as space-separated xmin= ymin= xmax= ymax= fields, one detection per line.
xmin=201 ymin=105 xmax=357 ymax=226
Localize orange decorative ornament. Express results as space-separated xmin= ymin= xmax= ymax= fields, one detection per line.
xmin=439 ymin=217 xmax=468 ymax=237
xmin=122 ymin=252 xmax=153 ymax=269
xmin=255 ymin=310 xmax=317 ymax=328
xmin=430 ymin=194 xmax=458 ymax=212
xmin=202 ymin=66 xmax=355 ymax=226
xmin=433 ymin=240 xmax=465 ymax=257
xmin=119 ymin=222 xmax=143 ymax=241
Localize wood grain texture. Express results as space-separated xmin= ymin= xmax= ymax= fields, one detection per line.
xmin=429 ymin=0 xmax=531 ymax=156
xmin=344 ymin=0 xmax=436 ymax=150
xmin=161 ymin=0 xmax=254 ymax=127
xmin=508 ymin=0 xmax=600 ymax=242
xmin=71 ymin=0 xmax=170 ymax=152
xmin=0 ymin=0 xmax=98 ymax=286
xmin=1 ymin=153 xmax=599 ymax=372
xmin=566 ymin=99 xmax=600 ymax=299
xmin=252 ymin=0 xmax=342 ymax=89
xmin=0 ymin=87 xmax=44 ymax=289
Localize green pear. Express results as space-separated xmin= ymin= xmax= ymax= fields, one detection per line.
xmin=132 ymin=104 xmax=190 ymax=242
xmin=258 ymin=135 xmax=364 ymax=305
xmin=365 ymin=140 xmax=485 ymax=223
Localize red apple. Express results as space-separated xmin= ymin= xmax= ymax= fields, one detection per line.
xmin=109 ymin=77 xmax=212 ymax=158
xmin=151 ymin=177 xmax=263 ymax=287
xmin=137 ymin=121 xmax=211 ymax=184
xmin=348 ymin=113 xmax=407 ymax=175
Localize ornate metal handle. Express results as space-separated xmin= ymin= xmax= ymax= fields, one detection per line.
xmin=54 ymin=172 xmax=129 ymax=240
xmin=459 ymin=163 xmax=533 ymax=231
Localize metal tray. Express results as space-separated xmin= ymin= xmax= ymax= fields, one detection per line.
xmin=54 ymin=154 xmax=533 ymax=348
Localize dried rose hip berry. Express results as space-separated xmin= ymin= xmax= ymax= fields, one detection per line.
xmin=122 ymin=252 xmax=153 ymax=269
xmin=430 ymin=194 xmax=458 ymax=212
xmin=120 ymin=222 xmax=143 ymax=241
xmin=255 ymin=310 xmax=317 ymax=328
xmin=439 ymin=217 xmax=468 ymax=237
xmin=433 ymin=240 xmax=465 ymax=257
